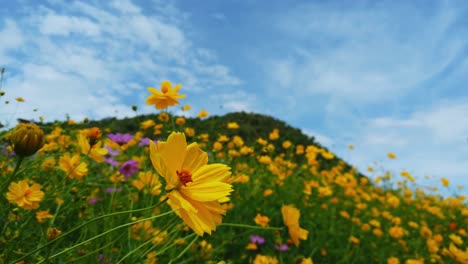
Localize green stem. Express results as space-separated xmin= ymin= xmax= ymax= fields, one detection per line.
xmin=168 ymin=233 xmax=198 ymax=264
xmin=37 ymin=210 xmax=176 ymax=263
xmin=13 ymin=197 xmax=169 ymax=263
xmin=220 ymin=223 xmax=284 ymax=231
xmin=1 ymin=156 xmax=24 ymax=193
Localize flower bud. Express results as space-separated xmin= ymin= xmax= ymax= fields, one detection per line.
xmin=9 ymin=123 xmax=44 ymax=157
xmin=88 ymin=127 xmax=102 ymax=146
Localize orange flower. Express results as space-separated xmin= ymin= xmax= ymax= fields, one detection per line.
xmin=146 ymin=80 xmax=186 ymax=110
xmin=281 ymin=205 xmax=309 ymax=246
xmin=254 ymin=213 xmax=270 ymax=227
xmin=6 ymin=179 xmax=44 ymax=210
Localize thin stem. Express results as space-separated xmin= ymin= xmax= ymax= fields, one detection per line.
xmin=220 ymin=223 xmax=284 ymax=231
xmin=1 ymin=156 xmax=24 ymax=193
xmin=38 ymin=210 xmax=176 ymax=263
xmin=13 ymin=197 xmax=169 ymax=263
xmin=168 ymin=233 xmax=198 ymax=264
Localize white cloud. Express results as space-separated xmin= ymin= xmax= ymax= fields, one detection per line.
xmin=0 ymin=0 xmax=240 ymax=127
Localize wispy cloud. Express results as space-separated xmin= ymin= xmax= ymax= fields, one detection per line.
xmin=0 ymin=0 xmax=240 ymax=125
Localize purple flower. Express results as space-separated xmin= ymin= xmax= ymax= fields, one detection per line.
xmin=274 ymin=243 xmax=289 ymax=251
xmin=138 ymin=137 xmax=151 ymax=147
xmin=106 ymin=187 xmax=123 ymax=193
xmin=104 ymin=146 xmax=120 ymax=156
xmin=105 ymin=157 xmax=119 ymax=167
xmin=108 ymin=133 xmax=133 ymax=145
xmin=87 ymin=197 xmax=98 ymax=205
xmin=250 ymin=235 xmax=265 ymax=245
xmin=119 ymin=159 xmax=139 ymax=178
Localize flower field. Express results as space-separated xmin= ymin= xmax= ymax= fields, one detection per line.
xmin=1 ymin=79 xmax=468 ymax=264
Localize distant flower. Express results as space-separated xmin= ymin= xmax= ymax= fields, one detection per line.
xmin=140 ymin=119 xmax=155 ymax=130
xmin=15 ymin=97 xmax=25 ymax=102
xmin=6 ymin=179 xmax=44 ymax=210
xmin=36 ymin=210 xmax=54 ymax=224
xmin=108 ymin=133 xmax=133 ymax=145
xmin=281 ymin=204 xmax=309 ymax=246
xmin=275 ymin=243 xmax=289 ymax=251
xmin=87 ymin=197 xmax=99 ymax=204
xmin=227 ymin=122 xmax=239 ymax=129
xmin=119 ymin=159 xmax=139 ymax=178
xmin=105 ymin=157 xmax=119 ymax=167
xmin=138 ymin=137 xmax=151 ymax=147
xmin=254 ymin=213 xmax=270 ymax=227
xmin=59 ymin=153 xmax=88 ymax=180
xmin=197 ymin=109 xmax=209 ymax=118
xmin=132 ymin=171 xmax=162 ymax=195
xmin=106 ymin=187 xmax=123 ymax=193
xmin=250 ymin=235 xmax=265 ymax=245
xmin=182 ymin=103 xmax=191 ymax=111
xmin=387 ymin=152 xmax=397 ymax=159
xmin=104 ymin=146 xmax=120 ymax=156
xmin=146 ymin=80 xmax=186 ymax=110
xmin=149 ymin=132 xmax=233 ymax=236
xmin=78 ymin=132 xmax=108 ymax=163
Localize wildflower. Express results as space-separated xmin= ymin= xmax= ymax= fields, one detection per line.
xmin=254 ymin=213 xmax=270 ymax=227
xmin=197 ymin=109 xmax=209 ymax=118
xmin=36 ymin=210 xmax=54 ymax=224
xmin=78 ymin=132 xmax=108 ymax=162
xmin=182 ymin=104 xmax=191 ymax=111
xmin=132 ymin=171 xmax=162 ymax=195
xmin=120 ymin=159 xmax=139 ymax=178
xmin=6 ymin=179 xmax=44 ymax=210
xmin=441 ymin=178 xmax=449 ymax=187
xmin=59 ymin=153 xmax=88 ymax=180
xmin=269 ymin=129 xmax=279 ymax=140
xmin=149 ymin=132 xmax=233 ymax=236
xmin=141 ymin=119 xmax=156 ymax=130
xmin=47 ymin=228 xmax=62 ymax=241
xmin=263 ymin=189 xmax=273 ymax=197
xmin=387 ymin=257 xmax=400 ymax=264
xmin=158 ymin=112 xmax=170 ymax=122
xmin=348 ymin=145 xmax=354 ymax=150
xmin=389 ymin=226 xmax=406 ymax=239
xmin=108 ymin=133 xmax=133 ymax=145
xmin=253 ymin=254 xmax=278 ymax=264
xmin=9 ymin=123 xmax=44 ymax=157
xmin=41 ymin=157 xmax=56 ymax=171
xmin=175 ymin=117 xmax=186 ymax=125
xmin=87 ymin=127 xmax=102 ymax=146
xmin=15 ymin=97 xmax=25 ymax=102
xmin=251 ymin=235 xmax=266 ymax=245
xmin=387 ymin=152 xmax=397 ymax=159
xmin=227 ymin=122 xmax=239 ymax=129
xmin=138 ymin=137 xmax=151 ymax=147
xmin=275 ymin=244 xmax=289 ymax=251
xmin=146 ymin=80 xmax=186 ymax=109
xmin=281 ymin=205 xmax=308 ymax=247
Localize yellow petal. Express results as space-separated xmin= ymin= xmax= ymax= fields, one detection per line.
xmin=192 ymin=164 xmax=231 ymax=183
xmin=180 ymin=181 xmax=233 ymax=201
xmin=182 ymin=142 xmax=207 ymax=172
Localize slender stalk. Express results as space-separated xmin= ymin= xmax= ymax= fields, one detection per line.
xmin=1 ymin=156 xmax=24 ymax=193
xmin=13 ymin=197 xmax=169 ymax=263
xmin=220 ymin=223 xmax=284 ymax=231
xmin=37 ymin=210 xmax=176 ymax=263
xmin=168 ymin=233 xmax=198 ymax=264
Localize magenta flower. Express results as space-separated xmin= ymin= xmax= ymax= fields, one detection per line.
xmin=108 ymin=133 xmax=133 ymax=145
xmin=250 ymin=235 xmax=265 ymax=245
xmin=275 ymin=243 xmax=289 ymax=251
xmin=119 ymin=159 xmax=139 ymax=178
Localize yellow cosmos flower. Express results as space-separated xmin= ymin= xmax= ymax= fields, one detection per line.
xmin=6 ymin=179 xmax=44 ymax=210
xmin=387 ymin=152 xmax=397 ymax=159
xmin=254 ymin=213 xmax=270 ymax=227
xmin=132 ymin=171 xmax=162 ymax=196
xmin=281 ymin=204 xmax=309 ymax=246
xmin=78 ymin=133 xmax=108 ymax=163
xmin=146 ymin=80 xmax=186 ymax=110
xmin=197 ymin=109 xmax=209 ymax=118
xmin=149 ymin=132 xmax=233 ymax=236
xmin=59 ymin=153 xmax=88 ymax=180
xmin=36 ymin=210 xmax=54 ymax=224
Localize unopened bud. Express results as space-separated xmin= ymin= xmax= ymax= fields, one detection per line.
xmin=88 ymin=127 xmax=102 ymax=146
xmin=9 ymin=123 xmax=44 ymax=157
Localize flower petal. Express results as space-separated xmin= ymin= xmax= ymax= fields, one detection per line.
xmin=182 ymin=142 xmax=207 ymax=173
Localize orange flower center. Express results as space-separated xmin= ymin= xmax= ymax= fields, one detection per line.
xmin=176 ymin=168 xmax=193 ymax=186
xmin=161 ymin=86 xmax=169 ymax=94
xmin=24 ymin=188 xmax=32 ymax=197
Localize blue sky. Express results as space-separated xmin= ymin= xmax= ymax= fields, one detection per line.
xmin=1 ymin=0 xmax=468 ymax=195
